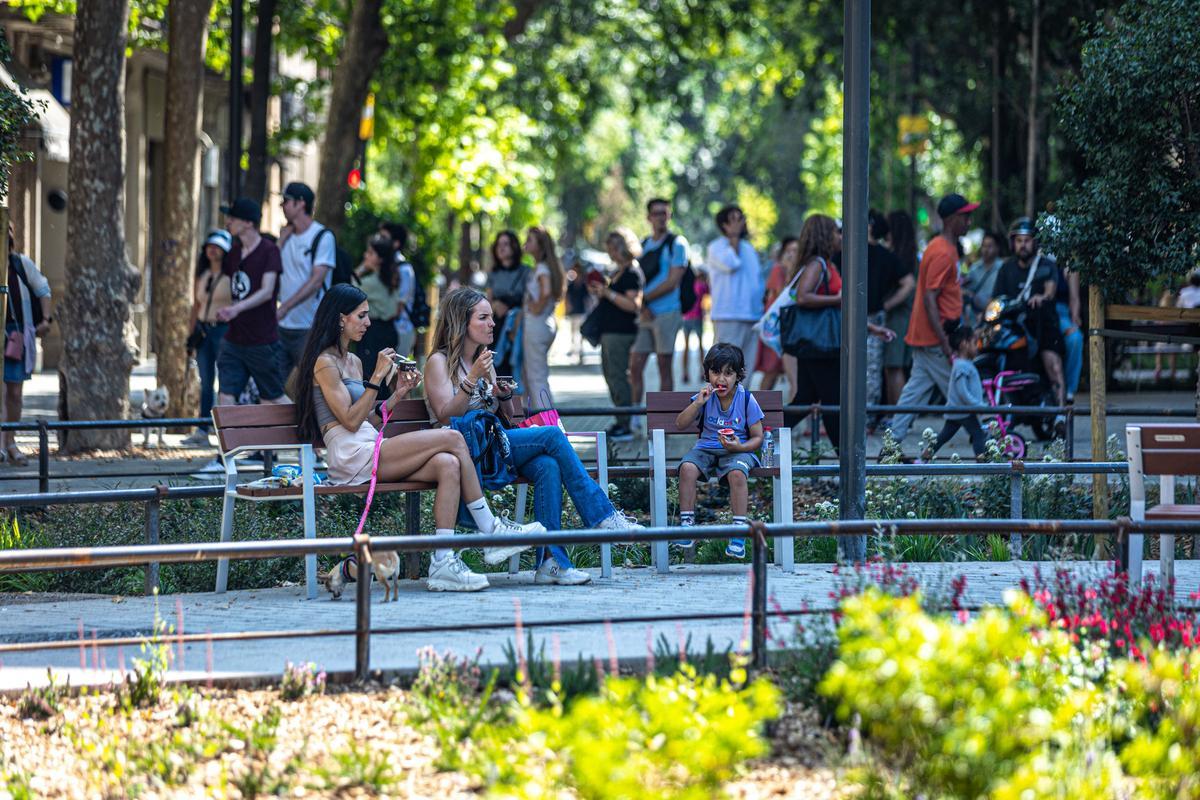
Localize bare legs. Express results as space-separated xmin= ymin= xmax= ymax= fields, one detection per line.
xmin=2 ymin=381 xmax=23 ymax=458
xmin=628 ymin=351 xmax=648 ymax=409
xmin=377 ymin=428 xmax=483 ymax=529
xmin=678 ymin=462 xmax=747 ymax=517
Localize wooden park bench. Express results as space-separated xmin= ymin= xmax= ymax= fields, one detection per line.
xmin=1125 ymin=423 xmax=1200 ymax=586
xmin=645 ymin=391 xmax=794 ymax=574
xmin=211 ymin=401 xmax=614 ymax=600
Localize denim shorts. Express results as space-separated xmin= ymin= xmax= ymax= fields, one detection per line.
xmin=217 ymin=339 xmax=286 ymax=400
xmin=679 ymin=445 xmax=758 ymax=482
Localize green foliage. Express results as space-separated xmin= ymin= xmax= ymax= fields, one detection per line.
xmin=468 ymin=662 xmax=780 ymax=799
xmin=219 ymin=705 xmax=305 ymax=799
xmin=16 ymin=669 xmax=67 ymax=720
xmin=314 ymin=740 xmax=399 ymax=794
xmin=1118 ymin=648 xmax=1200 ymax=797
xmin=115 ymin=616 xmax=172 ymax=710
xmin=821 ymin=590 xmax=1126 ymax=798
xmin=1045 ymin=0 xmax=1200 ymax=298
xmin=403 ymin=647 xmax=500 ymax=771
xmin=278 ymin=661 xmax=326 ymax=702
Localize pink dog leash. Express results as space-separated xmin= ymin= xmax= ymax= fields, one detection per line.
xmin=352 ymin=400 xmax=391 ymax=564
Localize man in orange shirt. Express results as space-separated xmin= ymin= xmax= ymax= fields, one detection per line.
xmin=886 ymin=193 xmax=976 ymax=446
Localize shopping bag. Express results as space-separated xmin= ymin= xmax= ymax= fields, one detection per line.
xmin=753 ymin=269 xmax=804 ymax=355
xmin=518 ymin=389 xmax=567 ymax=433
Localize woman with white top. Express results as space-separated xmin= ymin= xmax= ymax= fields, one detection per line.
xmin=705 ymin=205 xmax=764 ymax=364
xmin=296 ymin=283 xmax=544 ymax=593
xmin=182 ymin=230 xmax=235 ymax=447
xmin=424 ymin=288 xmax=643 ymax=586
xmin=520 ymin=226 xmax=564 ymax=411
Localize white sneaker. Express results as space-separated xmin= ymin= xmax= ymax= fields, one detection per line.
xmin=192 ymin=459 xmax=225 ymax=478
xmin=534 ymin=558 xmax=592 ymax=586
xmin=482 ymin=516 xmax=545 ymax=565
xmin=426 ymin=554 xmax=489 ymax=592
xmin=597 ymin=510 xmax=644 ymax=531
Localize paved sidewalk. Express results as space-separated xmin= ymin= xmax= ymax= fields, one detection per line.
xmin=2 ymin=559 xmax=1196 ymax=691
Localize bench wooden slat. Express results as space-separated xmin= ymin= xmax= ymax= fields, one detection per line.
xmin=1146 ymin=504 xmax=1200 ymax=520
xmin=213 ymin=399 xmax=431 ymax=430
xmin=1138 ymin=424 xmax=1200 ymax=476
xmin=645 ymin=390 xmax=785 ymax=434
xmin=219 ymin=426 xmax=310 ymax=452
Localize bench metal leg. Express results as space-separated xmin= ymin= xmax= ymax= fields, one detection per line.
xmin=1161 ymin=474 xmax=1176 ymax=589
xmin=1125 ymin=427 xmax=1146 ymax=585
xmin=777 ymin=427 xmax=795 ymax=572
xmin=510 ymin=483 xmax=529 ymax=575
xmin=215 ymin=470 xmax=237 ymax=594
xmin=301 ymin=445 xmax=318 ymax=600
xmin=651 ymin=428 xmax=669 ymax=574
xmin=598 ymin=432 xmax=612 ymax=578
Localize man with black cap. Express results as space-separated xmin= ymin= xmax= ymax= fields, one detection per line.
xmin=993 ymin=217 xmax=1067 ymax=431
xmin=885 ymin=193 xmax=976 ymax=448
xmin=214 ymin=197 xmax=287 ymax=406
xmin=276 ymin=181 xmax=336 ymax=381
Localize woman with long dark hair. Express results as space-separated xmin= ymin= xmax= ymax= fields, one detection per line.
xmin=424 ymin=288 xmax=643 ymax=586
xmin=353 ymin=235 xmax=400 ymax=379
xmin=486 ymin=230 xmax=527 ymax=379
xmin=297 ymin=284 xmax=544 ymax=593
xmin=183 ymin=230 xmax=234 ymax=446
xmin=784 ymin=215 xmax=894 ymax=453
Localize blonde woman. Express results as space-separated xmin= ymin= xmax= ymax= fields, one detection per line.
xmin=296 ymin=284 xmax=544 ymax=593
xmin=590 ymin=228 xmax=644 ymax=441
xmin=425 ymin=288 xmax=642 ymax=586
xmin=521 ymin=226 xmax=565 ymax=410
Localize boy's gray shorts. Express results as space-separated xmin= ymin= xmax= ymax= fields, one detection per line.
xmin=679 ymin=446 xmax=758 ymax=482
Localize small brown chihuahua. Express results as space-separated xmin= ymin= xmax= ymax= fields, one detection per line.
xmin=318 ymin=550 xmax=401 ymax=602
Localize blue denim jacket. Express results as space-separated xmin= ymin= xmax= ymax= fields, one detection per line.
xmin=449 ymin=410 xmax=517 ymax=528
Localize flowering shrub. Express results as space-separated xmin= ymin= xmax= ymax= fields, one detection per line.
xmin=1020 ymin=566 xmax=1199 ymax=661
xmin=820 ymin=590 xmax=1124 ymax=798
xmin=279 ymin=662 xmax=326 ymax=701
xmin=469 ymin=662 xmax=780 ymax=799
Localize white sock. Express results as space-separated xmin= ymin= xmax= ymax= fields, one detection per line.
xmin=680 ymin=511 xmax=695 ymax=527
xmin=434 ymin=530 xmax=455 ymax=562
xmin=465 ymin=497 xmax=497 ymax=533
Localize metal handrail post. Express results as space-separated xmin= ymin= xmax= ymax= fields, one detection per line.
xmin=354 ymin=535 xmax=371 ymax=681
xmin=750 ymin=525 xmax=768 ymax=670
xmin=36 ymin=419 xmax=49 ymax=494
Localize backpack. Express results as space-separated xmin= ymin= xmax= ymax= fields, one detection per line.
xmin=309 ymin=227 xmax=356 ymax=287
xmin=401 ymin=262 xmax=432 ymax=330
xmin=646 ymin=233 xmax=697 ymax=314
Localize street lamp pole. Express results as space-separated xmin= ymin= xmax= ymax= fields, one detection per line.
xmin=838 ymin=0 xmax=870 ymax=561
xmin=228 ymin=0 xmax=243 ymax=199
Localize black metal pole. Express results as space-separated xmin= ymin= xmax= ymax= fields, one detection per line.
xmin=228 ymin=0 xmax=244 ymax=199
xmin=838 ymin=0 xmax=870 ymax=562
xmin=354 ymin=537 xmax=371 ymax=681
xmin=751 ymin=527 xmax=767 ymax=670
xmin=36 ymin=419 xmax=49 ymax=494
xmin=144 ymin=493 xmax=161 ymax=596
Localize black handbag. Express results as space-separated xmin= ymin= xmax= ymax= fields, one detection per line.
xmin=780 ymin=260 xmax=841 ymax=358
xmin=188 ymin=274 xmax=226 ymax=352
xmin=580 ymin=306 xmax=605 ymax=347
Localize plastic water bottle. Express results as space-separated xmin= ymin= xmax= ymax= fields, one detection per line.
xmin=761 ymin=428 xmax=775 ymax=468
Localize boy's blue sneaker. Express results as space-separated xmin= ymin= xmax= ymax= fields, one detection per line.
xmin=725 ymin=538 xmax=746 ymax=559
xmin=670 ymin=539 xmax=694 ymax=549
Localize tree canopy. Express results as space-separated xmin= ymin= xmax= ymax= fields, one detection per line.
xmin=1043 ymin=0 xmax=1200 ymax=299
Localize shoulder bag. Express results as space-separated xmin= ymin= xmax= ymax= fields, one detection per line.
xmin=780 ymin=259 xmax=841 ymax=358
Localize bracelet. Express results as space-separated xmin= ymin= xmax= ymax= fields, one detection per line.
xmin=363 ymin=381 xmax=384 ymax=393
xmin=496 ymin=392 xmax=514 ymax=402
xmin=462 ymin=378 xmax=477 ymax=392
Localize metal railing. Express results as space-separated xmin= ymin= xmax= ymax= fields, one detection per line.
xmin=1 ymin=402 xmax=1194 ymax=489
xmin=4 ymin=519 xmax=1198 ymax=682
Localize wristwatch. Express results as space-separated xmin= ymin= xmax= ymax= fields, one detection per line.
xmin=363 ymin=380 xmax=384 ymax=393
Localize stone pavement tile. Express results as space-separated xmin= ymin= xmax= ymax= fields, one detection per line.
xmin=4 ymin=559 xmax=1198 ymax=691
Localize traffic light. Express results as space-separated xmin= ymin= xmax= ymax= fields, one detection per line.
xmin=347 ymin=168 xmax=362 ymax=189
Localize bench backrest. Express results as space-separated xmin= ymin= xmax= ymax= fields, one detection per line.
xmin=1136 ymin=424 xmax=1200 ymax=476
xmin=212 ymin=400 xmax=433 ymax=454
xmin=645 ymin=390 xmax=785 ymax=435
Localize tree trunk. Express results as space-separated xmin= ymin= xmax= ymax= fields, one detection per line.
xmin=244 ymin=0 xmax=276 ymax=204
xmin=1024 ymin=0 xmax=1041 ymax=219
xmin=155 ymin=0 xmax=215 ymax=419
xmin=59 ymin=0 xmax=141 ymax=452
xmin=313 ymin=0 xmax=388 ymax=236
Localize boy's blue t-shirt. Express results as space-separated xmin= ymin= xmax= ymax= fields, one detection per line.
xmin=691 ymin=385 xmax=764 ymax=450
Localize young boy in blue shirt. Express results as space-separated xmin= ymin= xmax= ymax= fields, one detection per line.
xmin=674 ymin=343 xmax=764 ymax=558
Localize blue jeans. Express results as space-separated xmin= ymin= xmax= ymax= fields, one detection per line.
xmin=506 ymin=425 xmax=616 ymax=569
xmin=1055 ymin=303 xmax=1083 ymax=398
xmin=195 ymin=323 xmax=228 ymax=431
